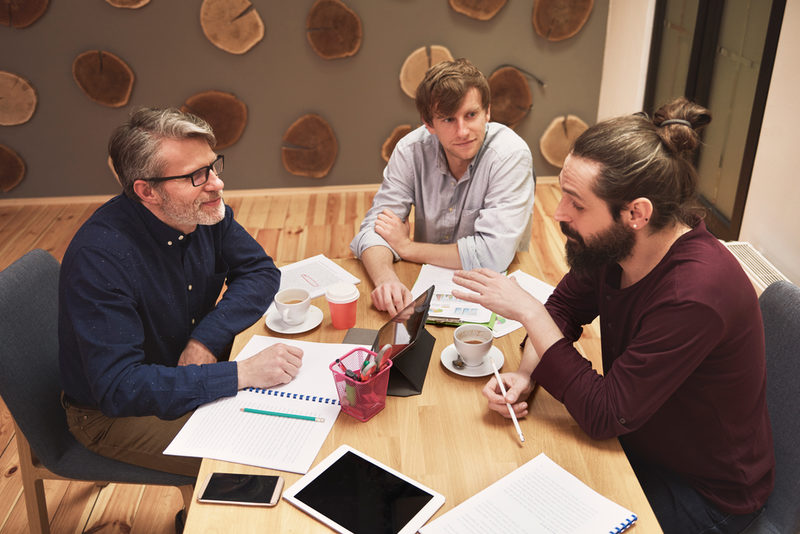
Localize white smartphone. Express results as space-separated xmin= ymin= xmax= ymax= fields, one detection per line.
xmin=197 ymin=472 xmax=284 ymax=507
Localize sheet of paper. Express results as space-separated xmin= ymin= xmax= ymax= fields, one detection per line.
xmin=419 ymin=453 xmax=636 ymax=534
xmin=277 ymin=254 xmax=361 ymax=299
xmin=411 ymin=264 xmax=492 ymax=324
xmin=491 ymin=270 xmax=555 ymax=338
xmin=164 ymin=336 xmax=362 ymax=474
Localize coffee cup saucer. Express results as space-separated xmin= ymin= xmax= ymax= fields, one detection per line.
xmin=440 ymin=344 xmax=504 ymax=378
xmin=265 ymin=305 xmax=323 ymax=335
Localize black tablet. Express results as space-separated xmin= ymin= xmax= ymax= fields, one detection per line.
xmin=370 ymin=285 xmax=434 ymax=362
xmin=284 ymin=445 xmax=444 ymax=534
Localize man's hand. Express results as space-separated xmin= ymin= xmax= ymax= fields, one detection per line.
xmin=374 ymin=209 xmax=412 ymax=256
xmin=452 ymin=268 xmax=541 ymax=323
xmin=178 ymin=339 xmax=218 ymax=366
xmin=482 ymin=371 xmax=535 ymax=418
xmin=237 ymin=343 xmax=304 ymax=390
xmin=371 ymin=280 xmax=413 ymax=317
xmin=361 ymin=245 xmax=413 ymax=316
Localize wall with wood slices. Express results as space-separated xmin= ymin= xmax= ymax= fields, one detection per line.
xmin=0 ymin=1 xmax=608 ymax=199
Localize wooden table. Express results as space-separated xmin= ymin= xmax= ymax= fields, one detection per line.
xmin=183 ymin=256 xmax=662 ymax=533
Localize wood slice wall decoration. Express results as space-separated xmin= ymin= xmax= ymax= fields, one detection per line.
xmin=381 ymin=124 xmax=413 ymax=162
xmin=0 ymin=0 xmax=49 ymax=28
xmin=0 ymin=71 xmax=37 ymax=126
xmin=181 ymin=90 xmax=247 ymax=150
xmin=72 ymin=50 xmax=134 ymax=108
xmin=532 ymin=0 xmax=593 ymax=42
xmin=200 ymin=0 xmax=264 ymax=55
xmin=539 ymin=114 xmax=589 ymax=168
xmin=448 ymin=0 xmax=507 ymax=21
xmin=0 ymin=144 xmax=25 ymax=193
xmin=281 ymin=114 xmax=338 ymax=178
xmin=306 ymin=0 xmax=362 ymax=60
xmin=105 ymin=0 xmax=150 ymax=8
xmin=488 ymin=66 xmax=531 ymax=129
xmin=399 ymin=45 xmax=454 ymax=99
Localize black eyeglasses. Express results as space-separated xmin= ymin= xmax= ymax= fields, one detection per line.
xmin=140 ymin=155 xmax=224 ymax=187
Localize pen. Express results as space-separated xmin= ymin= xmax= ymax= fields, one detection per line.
xmin=489 ymin=356 xmax=525 ymax=443
xmin=375 ymin=344 xmax=391 ymax=369
xmin=241 ymin=407 xmax=325 ymax=422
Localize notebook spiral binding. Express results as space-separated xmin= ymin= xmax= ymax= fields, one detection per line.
xmin=246 ymin=387 xmax=340 ymax=405
xmin=610 ymin=513 xmax=637 ymax=534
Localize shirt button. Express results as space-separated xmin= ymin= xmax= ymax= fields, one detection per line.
xmin=178 ymin=235 xmax=184 ymax=240
xmin=619 ymin=417 xmax=626 ymax=424
xmin=444 ymin=235 xmax=450 ymax=240
xmin=448 ymin=207 xmax=453 ymax=212
xmin=167 ymin=240 xmax=173 ymax=246
xmin=191 ymin=318 xmax=196 ymax=325
xmin=188 ymin=284 xmax=193 ymax=291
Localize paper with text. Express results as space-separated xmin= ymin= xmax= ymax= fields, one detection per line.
xmin=164 ymin=336 xmax=361 ymax=474
xmin=278 ymin=254 xmax=360 ymax=299
xmin=419 ymin=453 xmax=636 ymax=534
xmin=411 ymin=264 xmax=492 ymax=324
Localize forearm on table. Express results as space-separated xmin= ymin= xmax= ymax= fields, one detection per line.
xmin=396 ymin=241 xmax=462 ymax=269
xmin=361 ymin=245 xmax=402 ymax=286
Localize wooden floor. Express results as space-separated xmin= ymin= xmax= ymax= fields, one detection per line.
xmin=0 ymin=182 xmax=572 ymax=533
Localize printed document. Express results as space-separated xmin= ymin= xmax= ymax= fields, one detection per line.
xmin=420 ymin=453 xmax=636 ymax=534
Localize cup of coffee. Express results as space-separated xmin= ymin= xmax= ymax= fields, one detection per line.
xmin=274 ymin=288 xmax=311 ymax=326
xmin=325 ymin=282 xmax=360 ymax=330
xmin=453 ymin=324 xmax=493 ymax=367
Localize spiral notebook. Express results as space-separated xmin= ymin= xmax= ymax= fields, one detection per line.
xmin=165 ymin=336 xmax=360 ymax=474
xmin=419 ymin=453 xmax=636 ymax=534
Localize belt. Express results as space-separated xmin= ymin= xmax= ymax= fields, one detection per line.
xmin=61 ymin=391 xmax=100 ymax=411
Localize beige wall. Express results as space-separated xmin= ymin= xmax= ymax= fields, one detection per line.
xmin=597 ymin=0 xmax=656 ymax=121
xmin=740 ymin=0 xmax=800 ymax=284
xmin=0 ymin=1 xmax=608 ymax=199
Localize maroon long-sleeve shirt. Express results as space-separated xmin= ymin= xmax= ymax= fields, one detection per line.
xmin=533 ymin=221 xmax=774 ymax=514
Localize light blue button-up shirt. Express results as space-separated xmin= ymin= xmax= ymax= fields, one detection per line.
xmin=350 ymin=122 xmax=535 ymax=271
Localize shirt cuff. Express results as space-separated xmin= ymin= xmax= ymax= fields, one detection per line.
xmin=356 ymin=231 xmax=401 ymax=262
xmin=203 ymin=360 xmax=239 ymax=399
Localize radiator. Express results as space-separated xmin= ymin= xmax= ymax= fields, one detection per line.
xmin=722 ymin=241 xmax=790 ymax=293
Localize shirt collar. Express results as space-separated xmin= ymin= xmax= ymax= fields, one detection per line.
xmin=123 ymin=194 xmax=191 ymax=248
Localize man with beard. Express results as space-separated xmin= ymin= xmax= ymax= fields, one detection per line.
xmin=59 ymin=108 xmax=303 ymax=478
xmin=452 ymin=98 xmax=774 ymax=534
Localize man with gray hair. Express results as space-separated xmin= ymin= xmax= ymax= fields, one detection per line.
xmin=59 ymin=108 xmax=303 ymax=478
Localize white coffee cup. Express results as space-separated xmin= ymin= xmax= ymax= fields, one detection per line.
xmin=453 ymin=324 xmax=493 ymax=367
xmin=274 ymin=288 xmax=311 ymax=326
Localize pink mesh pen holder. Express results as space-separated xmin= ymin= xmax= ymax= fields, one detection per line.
xmin=329 ymin=347 xmax=393 ymax=422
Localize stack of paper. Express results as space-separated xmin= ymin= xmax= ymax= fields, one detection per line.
xmin=420 ymin=453 xmax=637 ymax=534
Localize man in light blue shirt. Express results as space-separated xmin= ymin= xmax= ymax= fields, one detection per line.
xmin=350 ymin=58 xmax=535 ymax=315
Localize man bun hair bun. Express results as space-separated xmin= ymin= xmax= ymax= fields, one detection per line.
xmin=653 ymin=97 xmax=711 ymax=155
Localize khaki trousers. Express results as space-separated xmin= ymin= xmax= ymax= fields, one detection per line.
xmin=62 ymin=393 xmax=201 ymax=478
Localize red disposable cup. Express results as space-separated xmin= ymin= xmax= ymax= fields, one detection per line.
xmin=326 ymin=282 xmax=359 ymax=329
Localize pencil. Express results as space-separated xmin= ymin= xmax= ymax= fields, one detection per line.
xmin=489 ymin=356 xmax=525 ymax=443
xmin=241 ymin=407 xmax=325 ymax=422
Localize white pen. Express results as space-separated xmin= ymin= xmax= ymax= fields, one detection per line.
xmin=489 ymin=356 xmax=525 ymax=443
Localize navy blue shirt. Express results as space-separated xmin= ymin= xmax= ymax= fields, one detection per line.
xmin=58 ymin=194 xmax=280 ymax=419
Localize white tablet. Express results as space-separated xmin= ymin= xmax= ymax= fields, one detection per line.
xmin=284 ymin=444 xmax=445 ymax=534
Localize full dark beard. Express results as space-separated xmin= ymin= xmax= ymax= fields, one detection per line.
xmin=561 ymin=221 xmax=636 ymax=276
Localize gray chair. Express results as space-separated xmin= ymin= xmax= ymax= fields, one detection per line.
xmin=0 ymin=249 xmax=194 ymax=534
xmin=743 ymin=280 xmax=800 ymax=534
